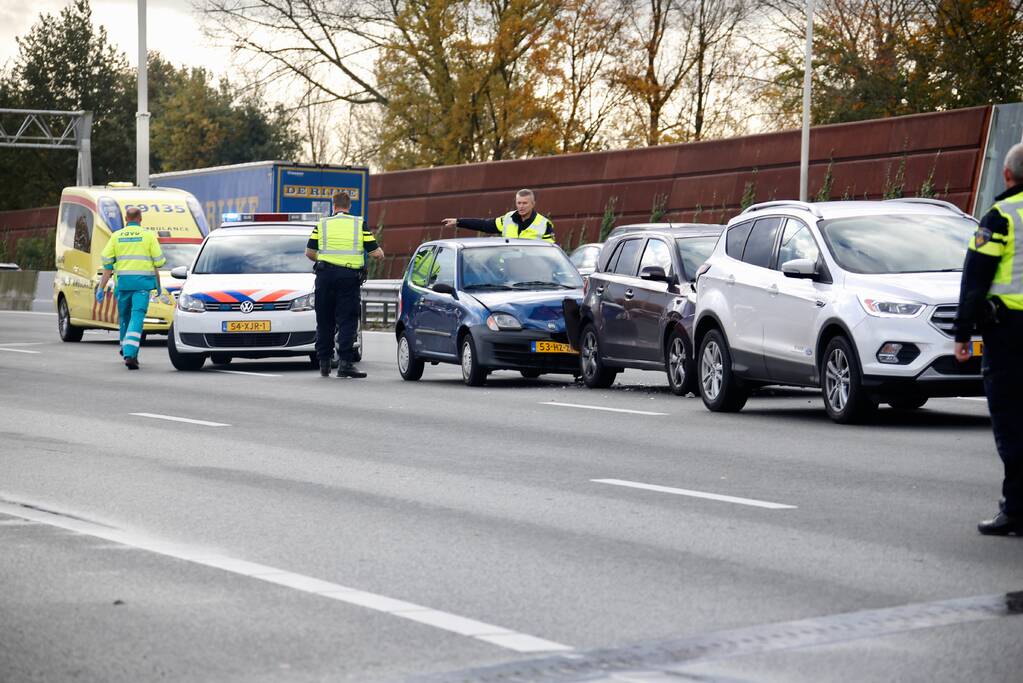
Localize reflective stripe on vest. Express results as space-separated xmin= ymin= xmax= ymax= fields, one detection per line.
xmin=496 ymin=211 xmax=551 ymax=240
xmin=987 ymin=195 xmax=1023 ymax=298
xmin=108 ymin=229 xmax=163 ymax=274
xmin=317 ymin=214 xmax=365 ymax=267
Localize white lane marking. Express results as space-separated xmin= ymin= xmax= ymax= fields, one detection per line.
xmin=955 ymin=397 xmax=987 ymax=402
xmin=129 ymin=412 xmax=230 ymax=427
xmin=0 ymin=500 xmax=572 ymax=654
xmin=0 ymin=347 xmax=41 ymax=354
xmin=0 ymin=342 xmax=46 ymax=346
xmin=592 ymin=479 xmax=797 ymax=510
xmin=210 ymin=369 xmax=282 ymax=378
xmin=542 ymin=401 xmax=667 ymax=416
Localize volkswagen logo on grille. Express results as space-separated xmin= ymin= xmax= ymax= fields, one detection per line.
xmin=239 ymin=300 xmax=255 ymax=314
xmin=547 ymin=321 xmax=557 ymax=331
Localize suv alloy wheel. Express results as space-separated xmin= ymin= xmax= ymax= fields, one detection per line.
xmin=698 ymin=329 xmax=748 ymax=412
xmin=579 ymin=323 xmax=617 ymax=388
xmin=665 ymin=327 xmax=696 ymax=396
xmin=821 ymin=336 xmax=876 ymax=423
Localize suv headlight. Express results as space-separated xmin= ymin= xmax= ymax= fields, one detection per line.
xmin=486 ymin=313 xmax=522 ymax=331
xmin=177 ymin=292 xmax=206 ymax=313
xmin=859 ymin=297 xmax=924 ymax=318
xmin=290 ymin=292 xmax=315 ymax=312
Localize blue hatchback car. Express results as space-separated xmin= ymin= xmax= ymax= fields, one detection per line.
xmin=396 ymin=238 xmax=584 ymax=386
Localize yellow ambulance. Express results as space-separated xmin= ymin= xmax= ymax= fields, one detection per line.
xmin=54 ymin=183 xmax=209 ymax=341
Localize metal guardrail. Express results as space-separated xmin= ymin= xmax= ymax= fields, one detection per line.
xmin=361 ymin=279 xmax=401 ymax=326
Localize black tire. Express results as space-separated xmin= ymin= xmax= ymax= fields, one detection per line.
xmin=665 ymin=326 xmax=697 ymax=396
xmin=579 ymin=323 xmax=618 ymax=388
xmin=821 ymin=336 xmax=877 ymax=424
xmin=520 ymin=369 xmax=542 ymax=379
xmin=210 ymin=353 xmax=233 ymax=365
xmin=460 ymin=332 xmax=487 ymax=387
xmin=698 ymin=329 xmax=749 ymax=412
xmin=397 ymin=331 xmax=424 ymax=381
xmin=887 ymin=395 xmax=928 ymax=411
xmin=167 ymin=325 xmax=206 ymax=371
xmin=57 ymin=296 xmax=83 ymax=342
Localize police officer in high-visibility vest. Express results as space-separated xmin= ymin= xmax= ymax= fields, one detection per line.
xmin=442 ymin=188 xmax=556 ymax=243
xmin=96 ymin=206 xmax=166 ymax=370
xmin=305 ymin=192 xmax=384 ymax=378
xmin=954 ymin=141 xmax=1023 ymax=536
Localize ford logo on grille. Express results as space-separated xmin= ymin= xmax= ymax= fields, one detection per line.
xmin=240 ymin=300 xmax=254 ymax=314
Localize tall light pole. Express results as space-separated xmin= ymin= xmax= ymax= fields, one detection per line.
xmin=136 ymin=0 xmax=150 ymax=188
xmin=799 ymin=0 xmax=815 ymax=202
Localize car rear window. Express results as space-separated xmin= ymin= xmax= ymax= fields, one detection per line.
xmin=725 ymin=221 xmax=753 ymax=259
xmin=741 ymin=217 xmax=782 ymax=268
xmin=612 ymin=238 xmax=643 ymax=276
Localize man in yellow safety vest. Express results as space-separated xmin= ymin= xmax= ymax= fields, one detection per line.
xmin=305 ymin=192 xmax=384 ymax=378
xmin=442 ymin=188 xmax=556 ymax=243
xmin=96 ymin=206 xmax=166 ymax=369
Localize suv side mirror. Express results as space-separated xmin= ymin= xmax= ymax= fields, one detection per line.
xmin=432 ymin=282 xmax=458 ymax=298
xmin=781 ymin=259 xmax=817 ymax=279
xmin=171 ymin=266 xmax=188 ymax=279
xmin=639 ymin=265 xmax=669 ymax=282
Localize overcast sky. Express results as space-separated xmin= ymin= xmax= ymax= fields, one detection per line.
xmin=0 ymin=0 xmax=232 ymax=75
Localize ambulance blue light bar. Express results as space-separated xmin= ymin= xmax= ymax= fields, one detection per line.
xmin=221 ymin=212 xmax=322 ymax=225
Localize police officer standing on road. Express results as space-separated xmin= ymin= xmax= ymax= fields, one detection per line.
xmin=954 ymin=142 xmax=1023 ymax=536
xmin=96 ymin=206 xmax=166 ymax=370
xmin=305 ymin=192 xmax=384 ymax=379
xmin=442 ymin=189 xmax=556 ymax=243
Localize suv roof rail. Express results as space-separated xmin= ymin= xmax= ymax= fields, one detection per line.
xmin=884 ymin=197 xmax=969 ymax=216
xmin=741 ymin=200 xmax=823 ymax=218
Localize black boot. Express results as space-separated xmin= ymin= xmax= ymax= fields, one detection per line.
xmin=319 ymin=359 xmax=331 ymax=377
xmin=337 ymin=361 xmax=367 ymax=378
xmin=978 ymin=511 xmax=1021 ymax=536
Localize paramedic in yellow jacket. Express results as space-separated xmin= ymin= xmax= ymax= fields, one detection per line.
xmin=442 ymin=189 xmax=556 ymax=243
xmin=96 ymin=206 xmax=166 ymax=369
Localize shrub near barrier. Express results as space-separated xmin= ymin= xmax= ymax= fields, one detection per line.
xmin=14 ymin=230 xmax=55 ymax=271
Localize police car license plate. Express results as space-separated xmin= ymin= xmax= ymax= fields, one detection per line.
xmin=223 ymin=320 xmax=270 ymax=332
xmin=972 ymin=340 xmax=984 ymax=357
xmin=532 ymin=341 xmax=576 ymax=354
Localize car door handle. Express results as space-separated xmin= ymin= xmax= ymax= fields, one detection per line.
xmin=595 ymin=285 xmax=604 ymax=295
xmin=624 ymin=289 xmax=634 ymax=300
xmin=767 ymin=283 xmax=779 ymax=296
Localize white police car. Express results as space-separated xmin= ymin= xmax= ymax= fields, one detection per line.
xmin=167 ymin=212 xmax=361 ymax=371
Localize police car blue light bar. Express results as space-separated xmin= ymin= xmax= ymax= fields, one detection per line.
xmin=221 ymin=212 xmax=322 ymax=225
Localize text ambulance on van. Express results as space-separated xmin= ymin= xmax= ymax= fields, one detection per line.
xmin=55 ymin=183 xmax=209 ymax=342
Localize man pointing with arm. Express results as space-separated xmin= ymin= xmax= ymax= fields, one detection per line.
xmin=442 ymin=189 xmax=556 ymax=243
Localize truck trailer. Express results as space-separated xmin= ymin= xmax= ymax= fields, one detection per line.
xmin=151 ymin=161 xmax=369 ymax=229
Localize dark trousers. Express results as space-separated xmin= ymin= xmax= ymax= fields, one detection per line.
xmin=982 ymin=311 xmax=1023 ymax=517
xmin=314 ymin=265 xmax=361 ymax=363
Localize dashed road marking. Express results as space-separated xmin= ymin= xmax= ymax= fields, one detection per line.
xmin=0 ymin=499 xmax=572 ymax=654
xmin=542 ymin=401 xmax=667 ymax=416
xmin=592 ymin=478 xmax=797 ymax=510
xmin=0 ymin=347 xmax=41 ymax=354
xmin=209 ymin=369 xmax=282 ymax=377
xmin=129 ymin=412 xmax=230 ymax=427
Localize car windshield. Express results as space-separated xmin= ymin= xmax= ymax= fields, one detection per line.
xmin=160 ymin=243 xmax=200 ymax=270
xmin=192 ymin=234 xmax=311 ymax=274
xmin=820 ymin=214 xmax=975 ymax=274
xmin=675 ymin=236 xmax=719 ymax=280
xmin=570 ymin=246 xmax=600 ymax=270
xmin=461 ymin=245 xmax=583 ymax=290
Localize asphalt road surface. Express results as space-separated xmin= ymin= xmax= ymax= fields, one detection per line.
xmin=1 ymin=309 xmax=1021 ymax=683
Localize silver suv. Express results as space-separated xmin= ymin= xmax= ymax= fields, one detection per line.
xmin=694 ymin=199 xmax=984 ymax=423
